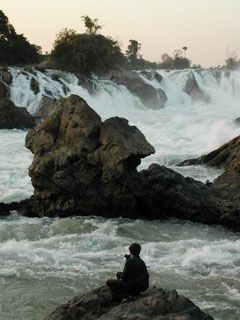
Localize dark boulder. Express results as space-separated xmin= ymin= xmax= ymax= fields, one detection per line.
xmin=183 ymin=72 xmax=211 ymax=104
xmin=178 ymin=135 xmax=240 ymax=170
xmin=25 ymin=95 xmax=154 ymax=217
xmin=140 ymin=70 xmax=163 ymax=83
xmin=30 ymin=77 xmax=40 ymax=94
xmin=136 ymin=164 xmax=224 ymax=224
xmin=17 ymin=95 xmax=236 ymax=231
xmin=0 ymin=67 xmax=12 ymax=85
xmin=107 ymin=70 xmax=167 ymax=109
xmin=36 ymin=96 xmax=57 ymax=119
xmin=233 ymin=117 xmax=240 ymax=127
xmin=43 ymin=286 xmax=213 ymax=320
xmin=0 ymin=98 xmax=35 ymax=129
xmin=0 ymin=81 xmax=8 ymax=99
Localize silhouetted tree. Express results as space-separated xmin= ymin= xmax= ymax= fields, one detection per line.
xmin=126 ymin=40 xmax=141 ymax=65
xmin=81 ymin=16 xmax=102 ymax=34
xmin=51 ymin=28 xmax=125 ymax=74
xmin=0 ymin=10 xmax=40 ymax=65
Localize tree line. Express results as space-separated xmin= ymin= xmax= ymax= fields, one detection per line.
xmin=0 ymin=10 xmax=40 ymax=65
xmin=1 ymin=11 xmax=239 ymax=73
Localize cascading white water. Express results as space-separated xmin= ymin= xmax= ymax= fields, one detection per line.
xmin=4 ymin=67 xmax=240 ymax=203
xmin=0 ymin=67 xmax=240 ymax=320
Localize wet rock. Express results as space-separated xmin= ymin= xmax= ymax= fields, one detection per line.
xmin=36 ymin=96 xmax=57 ymax=119
xmin=0 ymin=81 xmax=8 ymax=98
xmin=233 ymin=117 xmax=240 ymax=127
xmin=107 ymin=70 xmax=167 ymax=109
xmin=183 ymin=72 xmax=211 ymax=104
xmin=0 ymin=98 xmax=35 ymax=129
xmin=30 ymin=77 xmax=40 ymax=94
xmin=16 ymin=94 xmax=235 ymax=232
xmin=43 ymin=286 xmax=214 ymax=320
xmin=178 ymin=135 xmax=240 ymax=228
xmin=140 ymin=70 xmax=163 ymax=83
xmin=136 ymin=164 xmax=224 ymax=224
xmin=0 ymin=67 xmax=12 ymax=85
xmin=178 ymin=135 xmax=240 ymax=170
xmin=25 ymin=95 xmax=154 ymax=217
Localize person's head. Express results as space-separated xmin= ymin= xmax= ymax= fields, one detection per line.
xmin=129 ymin=243 xmax=141 ymax=256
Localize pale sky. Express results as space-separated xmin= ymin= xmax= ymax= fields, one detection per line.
xmin=1 ymin=0 xmax=240 ymax=67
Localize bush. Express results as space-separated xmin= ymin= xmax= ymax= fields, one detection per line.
xmin=51 ymin=29 xmax=126 ymax=74
xmin=0 ymin=10 xmax=40 ymax=65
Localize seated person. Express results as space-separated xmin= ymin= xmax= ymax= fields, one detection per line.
xmin=106 ymin=243 xmax=149 ymax=300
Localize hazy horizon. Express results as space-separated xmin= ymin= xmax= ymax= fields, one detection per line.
xmin=1 ymin=0 xmax=240 ymax=67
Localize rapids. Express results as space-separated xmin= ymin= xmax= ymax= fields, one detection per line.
xmin=0 ymin=216 xmax=239 ymax=320
xmin=0 ymin=68 xmax=240 ymax=320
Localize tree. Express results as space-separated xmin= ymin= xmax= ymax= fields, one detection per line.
xmin=225 ymin=48 xmax=239 ymax=70
xmin=159 ymin=49 xmax=191 ymax=69
xmin=81 ymin=15 xmax=102 ymax=34
xmin=51 ymin=28 xmax=125 ymax=74
xmin=0 ymin=10 xmax=40 ymax=65
xmin=126 ymin=40 xmax=141 ymax=65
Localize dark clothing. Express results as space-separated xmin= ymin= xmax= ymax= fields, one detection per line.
xmin=106 ymin=255 xmax=149 ymax=300
xmin=121 ymin=255 xmax=149 ymax=294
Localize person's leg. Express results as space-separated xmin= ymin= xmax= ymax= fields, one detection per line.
xmin=106 ymin=279 xmax=129 ymax=301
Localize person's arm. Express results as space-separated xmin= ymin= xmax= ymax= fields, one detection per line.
xmin=120 ymin=259 xmax=131 ymax=281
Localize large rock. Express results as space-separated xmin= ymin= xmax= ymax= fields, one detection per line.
xmin=36 ymin=95 xmax=57 ymax=119
xmin=178 ymin=135 xmax=240 ymax=170
xmin=140 ymin=70 xmax=163 ymax=83
xmin=43 ymin=286 xmax=213 ymax=320
xmin=107 ymin=70 xmax=167 ymax=110
xmin=15 ymin=94 xmax=236 ymax=231
xmin=0 ymin=67 xmax=12 ymax=85
xmin=183 ymin=72 xmax=211 ymax=104
xmin=0 ymin=81 xmax=8 ymax=98
xmin=0 ymin=98 xmax=35 ymax=129
xmin=178 ymin=136 xmax=240 ymax=227
xmin=25 ymin=95 xmax=154 ymax=217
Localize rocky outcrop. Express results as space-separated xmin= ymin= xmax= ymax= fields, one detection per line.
xmin=9 ymin=94 xmax=234 ymax=231
xmin=0 ymin=98 xmax=35 ymax=129
xmin=107 ymin=70 xmax=167 ymax=110
xmin=183 ymin=72 xmax=211 ymax=104
xmin=36 ymin=96 xmax=57 ymax=119
xmin=0 ymin=81 xmax=8 ymax=98
xmin=178 ymin=136 xmax=240 ymax=227
xmin=43 ymin=286 xmax=213 ymax=320
xmin=178 ymin=135 xmax=240 ymax=170
xmin=0 ymin=67 xmax=12 ymax=85
xmin=24 ymin=95 xmax=155 ymax=217
xmin=140 ymin=70 xmax=163 ymax=83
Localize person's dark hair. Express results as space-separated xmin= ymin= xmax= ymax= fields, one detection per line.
xmin=129 ymin=243 xmax=141 ymax=256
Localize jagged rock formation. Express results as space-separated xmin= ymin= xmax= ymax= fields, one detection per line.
xmin=183 ymin=72 xmax=211 ymax=104
xmin=43 ymin=286 xmax=213 ymax=320
xmin=178 ymin=135 xmax=240 ymax=170
xmin=107 ymin=70 xmax=167 ymax=109
xmin=0 ymin=98 xmax=35 ymax=129
xmin=0 ymin=81 xmax=8 ymax=99
xmin=140 ymin=70 xmax=163 ymax=83
xmin=25 ymin=95 xmax=155 ymax=217
xmin=0 ymin=67 xmax=12 ymax=85
xmin=12 ymin=94 xmax=233 ymax=231
xmin=36 ymin=96 xmax=57 ymax=119
xmin=178 ymin=136 xmax=240 ymax=227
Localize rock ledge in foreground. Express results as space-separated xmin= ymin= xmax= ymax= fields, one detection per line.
xmin=43 ymin=286 xmax=214 ymax=320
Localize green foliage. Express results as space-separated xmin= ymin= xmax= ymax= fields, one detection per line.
xmin=126 ymin=40 xmax=141 ymax=65
xmin=0 ymin=10 xmax=40 ymax=65
xmin=225 ymin=49 xmax=240 ymax=70
xmin=81 ymin=16 xmax=102 ymax=34
xmin=51 ymin=28 xmax=125 ymax=74
xmin=159 ymin=50 xmax=191 ymax=69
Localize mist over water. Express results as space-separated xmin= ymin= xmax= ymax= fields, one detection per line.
xmin=0 ymin=68 xmax=240 ymax=320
